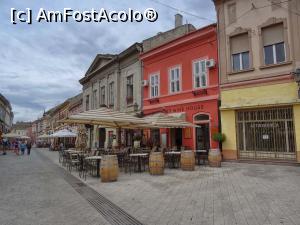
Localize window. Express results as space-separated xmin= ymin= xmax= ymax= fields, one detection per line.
xmin=230 ymin=33 xmax=250 ymax=72
xmin=126 ymin=75 xmax=133 ymax=104
xmin=150 ymin=74 xmax=159 ymax=98
xmin=100 ymin=86 xmax=106 ymax=106
xmin=92 ymin=90 xmax=97 ymax=109
xmin=85 ymin=95 xmax=89 ymax=111
xmin=193 ymin=60 xmax=207 ymax=88
xmin=108 ymin=82 xmax=114 ymax=106
xmin=169 ymin=67 xmax=181 ymax=93
xmin=262 ymin=23 xmax=286 ymax=65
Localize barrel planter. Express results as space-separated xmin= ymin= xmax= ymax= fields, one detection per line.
xmin=180 ymin=150 xmax=195 ymax=171
xmin=149 ymin=152 xmax=164 ymax=175
xmin=100 ymin=155 xmax=119 ymax=182
xmin=208 ymin=149 xmax=222 ymax=167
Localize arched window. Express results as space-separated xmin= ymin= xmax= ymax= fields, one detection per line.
xmin=194 ymin=114 xmax=209 ymax=121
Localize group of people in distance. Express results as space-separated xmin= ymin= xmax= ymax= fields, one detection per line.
xmin=1 ymin=138 xmax=32 ymax=156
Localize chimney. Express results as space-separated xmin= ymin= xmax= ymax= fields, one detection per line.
xmin=175 ymin=13 xmax=183 ymax=28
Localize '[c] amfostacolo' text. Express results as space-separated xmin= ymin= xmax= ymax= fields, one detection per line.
xmin=10 ymin=8 xmax=158 ymax=24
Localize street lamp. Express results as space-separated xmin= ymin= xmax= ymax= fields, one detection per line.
xmin=293 ymin=68 xmax=300 ymax=99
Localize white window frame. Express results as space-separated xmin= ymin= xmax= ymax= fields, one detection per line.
xmin=169 ymin=66 xmax=181 ymax=93
xmin=232 ymin=51 xmax=250 ymax=71
xmin=264 ymin=42 xmax=286 ymax=65
xmin=92 ymin=90 xmax=97 ymax=109
xmin=149 ymin=73 xmax=160 ymax=98
xmin=193 ymin=60 xmax=208 ymax=89
xmin=100 ymin=86 xmax=106 ymax=105
xmin=108 ymin=82 xmax=114 ymax=106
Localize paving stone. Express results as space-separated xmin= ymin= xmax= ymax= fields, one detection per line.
xmin=3 ymin=148 xmax=300 ymax=225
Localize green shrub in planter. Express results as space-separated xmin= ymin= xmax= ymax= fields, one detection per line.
xmin=212 ymin=132 xmax=226 ymax=143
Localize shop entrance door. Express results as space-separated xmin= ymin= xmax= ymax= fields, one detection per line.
xmin=236 ymin=107 xmax=296 ymax=160
xmin=98 ymin=128 xmax=106 ymax=148
xmin=196 ymin=124 xmax=210 ymax=150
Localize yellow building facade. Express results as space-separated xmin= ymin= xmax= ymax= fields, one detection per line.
xmin=221 ymin=82 xmax=300 ymax=162
xmin=213 ymin=0 xmax=300 ymax=162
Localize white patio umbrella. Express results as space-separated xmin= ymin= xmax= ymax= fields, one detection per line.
xmin=51 ymin=129 xmax=77 ymax=138
xmin=38 ymin=134 xmax=51 ymax=139
xmin=2 ymin=133 xmax=21 ymax=138
xmin=20 ymin=135 xmax=30 ymax=139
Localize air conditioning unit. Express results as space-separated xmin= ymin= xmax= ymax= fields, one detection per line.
xmin=206 ymin=59 xmax=216 ymax=68
xmin=141 ymin=80 xmax=149 ymax=87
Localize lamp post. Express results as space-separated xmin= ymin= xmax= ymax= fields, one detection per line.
xmin=293 ymin=68 xmax=300 ymax=99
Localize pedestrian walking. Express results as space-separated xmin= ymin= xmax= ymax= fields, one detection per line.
xmin=26 ymin=141 xmax=32 ymax=155
xmin=14 ymin=141 xmax=19 ymax=155
xmin=20 ymin=141 xmax=26 ymax=155
xmin=2 ymin=138 xmax=8 ymax=155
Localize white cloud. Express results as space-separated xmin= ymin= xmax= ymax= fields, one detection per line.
xmin=0 ymin=0 xmax=215 ymax=122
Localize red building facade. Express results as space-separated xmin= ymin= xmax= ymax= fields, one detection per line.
xmin=141 ymin=24 xmax=219 ymax=151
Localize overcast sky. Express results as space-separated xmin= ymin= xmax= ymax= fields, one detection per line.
xmin=0 ymin=0 xmax=216 ymax=122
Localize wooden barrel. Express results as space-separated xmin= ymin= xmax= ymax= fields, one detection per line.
xmin=149 ymin=152 xmax=164 ymax=175
xmin=180 ymin=150 xmax=195 ymax=171
xmin=100 ymin=155 xmax=119 ymax=182
xmin=208 ymin=149 xmax=222 ymax=167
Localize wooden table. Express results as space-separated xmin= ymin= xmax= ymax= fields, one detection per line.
xmin=129 ymin=153 xmax=149 ymax=172
xmin=164 ymin=151 xmax=181 ymax=168
xmin=85 ymin=156 xmax=102 ymax=177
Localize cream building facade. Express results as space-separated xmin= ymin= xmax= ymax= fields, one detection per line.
xmin=213 ymin=0 xmax=300 ymax=162
xmin=79 ymin=43 xmax=142 ymax=148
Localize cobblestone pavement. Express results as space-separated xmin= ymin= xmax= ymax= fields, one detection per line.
xmin=2 ymin=148 xmax=300 ymax=225
xmin=0 ymin=149 xmax=111 ymax=225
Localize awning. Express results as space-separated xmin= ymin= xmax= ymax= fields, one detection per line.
xmin=51 ymin=129 xmax=77 ymax=138
xmin=144 ymin=113 xmax=198 ymax=128
xmin=60 ymin=107 xmax=149 ymax=129
xmin=38 ymin=134 xmax=52 ymax=139
xmin=2 ymin=133 xmax=21 ymax=138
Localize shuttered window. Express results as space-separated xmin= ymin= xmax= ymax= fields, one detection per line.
xmin=230 ymin=33 xmax=250 ymax=71
xmin=262 ymin=23 xmax=286 ymax=65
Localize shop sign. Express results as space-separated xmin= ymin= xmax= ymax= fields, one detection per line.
xmin=166 ymin=104 xmax=204 ymax=113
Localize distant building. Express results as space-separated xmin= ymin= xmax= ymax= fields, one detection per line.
xmin=11 ymin=122 xmax=32 ymax=137
xmin=0 ymin=93 xmax=14 ymax=135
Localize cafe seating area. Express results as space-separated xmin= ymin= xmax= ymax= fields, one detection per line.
xmin=58 ymin=146 xmax=211 ymax=183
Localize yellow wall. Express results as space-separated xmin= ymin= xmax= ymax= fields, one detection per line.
xmin=221 ymin=110 xmax=237 ymax=159
xmin=220 ymin=82 xmax=300 ymax=161
xmin=293 ymin=105 xmax=300 ymax=162
xmin=221 ymin=82 xmax=298 ymax=109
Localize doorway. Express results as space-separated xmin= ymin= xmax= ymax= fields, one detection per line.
xmin=195 ymin=124 xmax=210 ymax=150
xmin=98 ymin=128 xmax=106 ymax=148
xmin=170 ymin=128 xmax=183 ymax=150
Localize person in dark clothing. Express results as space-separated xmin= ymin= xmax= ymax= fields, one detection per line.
xmin=26 ymin=141 xmax=32 ymax=155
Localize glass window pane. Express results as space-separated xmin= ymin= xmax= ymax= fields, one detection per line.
xmin=242 ymin=52 xmax=249 ymax=69
xmin=264 ymin=45 xmax=274 ymax=65
xmin=201 ymin=61 xmax=205 ymax=72
xmin=176 ymin=80 xmax=180 ymax=91
xmin=195 ymin=76 xmax=200 ymax=88
xmin=275 ymin=42 xmax=285 ymax=63
xmin=232 ymin=53 xmax=240 ymax=71
xmin=194 ymin=62 xmax=199 ymax=74
xmin=201 ymin=74 xmax=207 ymax=87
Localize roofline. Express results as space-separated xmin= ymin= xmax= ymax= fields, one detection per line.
xmin=79 ymin=42 xmax=142 ymax=85
xmin=140 ymin=23 xmax=217 ymax=60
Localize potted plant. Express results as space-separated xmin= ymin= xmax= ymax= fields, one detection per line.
xmin=133 ymin=134 xmax=142 ymax=148
xmin=209 ymin=132 xmax=226 ymax=167
xmin=212 ymin=132 xmax=226 ymax=145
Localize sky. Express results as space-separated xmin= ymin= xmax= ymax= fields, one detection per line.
xmin=0 ymin=0 xmax=216 ymax=122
